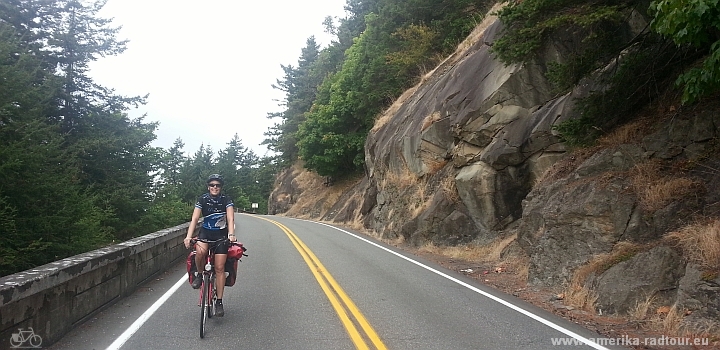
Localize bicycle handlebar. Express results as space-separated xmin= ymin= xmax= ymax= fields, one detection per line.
xmin=190 ymin=237 xmax=245 ymax=249
xmin=189 ymin=237 xmax=247 ymax=257
xmin=190 ymin=237 xmax=229 ymax=245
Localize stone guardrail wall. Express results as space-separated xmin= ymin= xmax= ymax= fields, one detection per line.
xmin=0 ymin=222 xmax=194 ymax=349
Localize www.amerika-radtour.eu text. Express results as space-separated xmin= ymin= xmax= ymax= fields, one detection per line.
xmin=551 ymin=335 xmax=709 ymax=347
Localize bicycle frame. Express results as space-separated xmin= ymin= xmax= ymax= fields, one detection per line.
xmin=192 ymin=238 xmax=226 ymax=339
xmin=197 ymin=249 xmax=217 ymax=307
xmin=10 ymin=328 xmax=42 ymax=348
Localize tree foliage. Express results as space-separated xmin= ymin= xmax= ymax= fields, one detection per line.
xmin=0 ymin=11 xmax=114 ymax=273
xmin=263 ymin=37 xmax=322 ymax=167
xmin=491 ymin=0 xmax=719 ymax=146
xmin=650 ymin=0 xmax=720 ymax=103
xmin=0 ymin=0 xmax=279 ymax=276
xmin=269 ymin=0 xmax=490 ymax=177
xmin=491 ymin=0 xmax=631 ymax=90
xmin=298 ymin=14 xmax=402 ymax=176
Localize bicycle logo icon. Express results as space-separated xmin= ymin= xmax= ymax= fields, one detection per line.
xmin=10 ymin=327 xmax=42 ymax=348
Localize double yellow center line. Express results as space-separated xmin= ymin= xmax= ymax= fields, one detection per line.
xmin=260 ymin=218 xmax=387 ymax=350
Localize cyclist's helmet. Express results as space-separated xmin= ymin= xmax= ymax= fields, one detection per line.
xmin=207 ymin=174 xmax=224 ymax=186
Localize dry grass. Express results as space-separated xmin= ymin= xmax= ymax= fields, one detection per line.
xmin=344 ymin=218 xmax=364 ymax=232
xmin=410 ymin=191 xmax=431 ymax=218
xmin=565 ymin=286 xmax=599 ymax=313
xmin=381 ymin=233 xmax=406 ymax=247
xmin=643 ymin=177 xmax=698 ymax=210
xmin=632 ymin=299 xmax=720 ymax=339
xmin=640 ymin=303 xmax=685 ymax=335
xmin=513 ymin=255 xmax=530 ymax=282
xmin=451 ymin=2 xmax=506 ymax=57
xmin=597 ymin=117 xmax=655 ymax=146
xmin=630 ymin=294 xmax=658 ymax=320
xmin=284 ymin=169 xmax=326 ymax=217
xmin=630 ymin=160 xmax=701 ymax=212
xmin=565 ymin=241 xmax=642 ymax=311
xmin=372 ymin=2 xmax=505 ymax=135
xmin=579 ymin=241 xmax=642 ymax=281
xmin=662 ymin=304 xmax=684 ymax=335
xmin=321 ymin=188 xmax=345 ymax=212
xmin=678 ymin=319 xmax=720 ymax=340
xmin=380 ymin=165 xmax=418 ymax=191
xmin=406 ymin=180 xmax=429 ymax=218
xmin=564 ymin=264 xmax=598 ymax=311
xmin=421 ymin=112 xmax=442 ymax=132
xmin=425 ymin=159 xmax=448 ymax=176
xmin=283 ymin=167 xmax=364 ymax=219
xmin=628 ymin=292 xmax=695 ymax=338
xmin=292 ymin=162 xmax=322 ymax=190
xmin=372 ymin=86 xmax=418 ymax=132
xmin=666 ymin=219 xmax=720 ymax=271
xmin=418 ymin=234 xmax=519 ymax=264
xmin=439 ymin=174 xmax=461 ymax=203
xmin=535 ymin=147 xmax=599 ymax=185
xmin=379 ymin=165 xmax=431 ymax=218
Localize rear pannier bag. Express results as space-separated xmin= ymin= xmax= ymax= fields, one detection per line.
xmin=186 ymin=243 xmax=245 ymax=287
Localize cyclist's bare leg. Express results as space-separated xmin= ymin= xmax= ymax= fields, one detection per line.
xmin=194 ymin=242 xmax=209 ymax=273
xmin=214 ymin=253 xmax=227 ymax=298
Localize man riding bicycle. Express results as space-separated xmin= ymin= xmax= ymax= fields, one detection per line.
xmin=184 ymin=174 xmax=236 ymax=317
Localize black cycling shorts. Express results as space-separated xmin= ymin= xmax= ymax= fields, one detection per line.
xmin=197 ymin=228 xmax=229 ymax=254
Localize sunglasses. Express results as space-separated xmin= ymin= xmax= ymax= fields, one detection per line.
xmin=208 ymin=183 xmax=222 ymax=188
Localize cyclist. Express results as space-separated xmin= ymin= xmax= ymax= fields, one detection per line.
xmin=184 ymin=173 xmax=236 ymax=317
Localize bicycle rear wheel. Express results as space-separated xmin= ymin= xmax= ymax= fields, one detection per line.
xmin=200 ymin=274 xmax=209 ymax=338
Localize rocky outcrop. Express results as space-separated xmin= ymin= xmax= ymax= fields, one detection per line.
xmin=517 ymin=145 xmax=649 ymax=287
xmin=676 ymin=265 xmax=720 ymax=331
xmin=268 ymin=167 xmax=302 ymax=215
xmin=362 ymin=4 xmax=650 ymax=246
xmin=268 ymin=4 xmax=720 ymax=331
xmin=590 ymin=246 xmax=685 ymax=315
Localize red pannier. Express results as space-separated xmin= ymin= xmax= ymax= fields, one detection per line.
xmin=225 ymin=242 xmax=246 ymax=286
xmin=227 ymin=242 xmax=245 ymax=259
xmin=186 ymin=242 xmax=246 ymax=287
xmin=186 ymin=250 xmax=197 ymax=286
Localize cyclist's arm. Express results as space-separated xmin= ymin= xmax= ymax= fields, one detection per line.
xmin=184 ymin=207 xmax=202 ymax=247
xmin=226 ymin=205 xmax=236 ymax=241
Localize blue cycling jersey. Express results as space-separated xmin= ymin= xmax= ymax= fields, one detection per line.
xmin=195 ymin=193 xmax=234 ymax=231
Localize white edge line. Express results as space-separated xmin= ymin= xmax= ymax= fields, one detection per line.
xmin=283 ymin=217 xmax=609 ymax=350
xmin=106 ymin=275 xmax=187 ymax=350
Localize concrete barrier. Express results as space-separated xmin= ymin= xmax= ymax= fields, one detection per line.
xmin=0 ymin=222 xmax=193 ymax=349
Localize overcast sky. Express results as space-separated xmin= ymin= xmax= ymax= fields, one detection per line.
xmin=89 ymin=0 xmax=347 ymax=157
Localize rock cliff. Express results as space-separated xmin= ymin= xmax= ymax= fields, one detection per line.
xmin=269 ymin=5 xmax=720 ymax=335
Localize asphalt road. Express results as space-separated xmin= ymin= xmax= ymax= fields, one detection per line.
xmin=47 ymin=214 xmax=624 ymax=350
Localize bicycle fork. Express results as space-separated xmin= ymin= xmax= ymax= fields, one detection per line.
xmin=197 ymin=260 xmax=215 ymax=307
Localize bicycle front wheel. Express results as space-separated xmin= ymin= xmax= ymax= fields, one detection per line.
xmin=208 ymin=273 xmax=215 ymax=318
xmin=200 ymin=274 xmax=209 ymax=338
xmin=29 ymin=334 xmax=42 ymax=347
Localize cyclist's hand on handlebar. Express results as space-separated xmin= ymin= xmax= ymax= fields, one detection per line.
xmin=184 ymin=237 xmax=193 ymax=249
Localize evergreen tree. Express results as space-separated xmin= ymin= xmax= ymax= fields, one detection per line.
xmin=216 ymin=134 xmax=250 ymax=204
xmin=0 ymin=0 xmax=145 ymax=129
xmin=290 ymin=0 xmax=487 ymax=176
xmin=0 ymin=21 xmax=112 ymax=275
xmin=179 ymin=144 xmax=215 ymax=203
xmin=297 ymin=13 xmax=403 ymax=176
xmin=162 ymin=138 xmax=187 ymax=189
xmin=264 ymin=37 xmax=322 ymax=165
